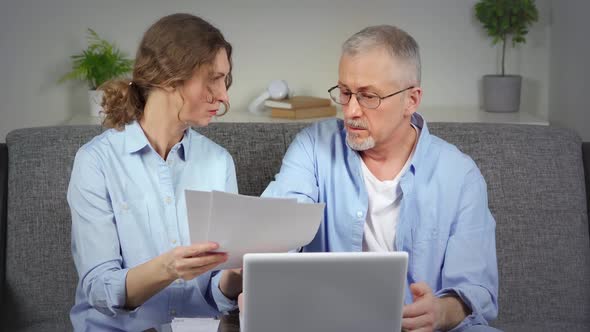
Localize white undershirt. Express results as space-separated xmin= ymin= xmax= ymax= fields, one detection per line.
xmin=361 ymin=125 xmax=419 ymax=252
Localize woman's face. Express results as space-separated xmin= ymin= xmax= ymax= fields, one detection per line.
xmin=176 ymin=49 xmax=230 ymax=127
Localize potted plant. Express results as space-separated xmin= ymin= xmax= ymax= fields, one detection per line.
xmin=475 ymin=0 xmax=539 ymax=112
xmin=60 ymin=29 xmax=133 ymax=117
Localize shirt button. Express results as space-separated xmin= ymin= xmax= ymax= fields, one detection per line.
xmin=121 ymin=203 xmax=128 ymax=211
xmin=170 ymin=309 xmax=176 ymax=316
xmin=165 ymin=196 xmax=173 ymax=204
xmin=176 ymin=279 xmax=182 ymax=284
xmin=356 ymin=211 xmax=363 ymax=218
xmin=171 ymin=239 xmax=177 ymax=245
xmin=167 ymin=159 xmax=173 ymax=165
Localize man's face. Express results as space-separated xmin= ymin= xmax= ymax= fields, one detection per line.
xmin=338 ymin=47 xmax=418 ymax=151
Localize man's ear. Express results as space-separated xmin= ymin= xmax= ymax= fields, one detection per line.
xmin=404 ymin=87 xmax=422 ymax=117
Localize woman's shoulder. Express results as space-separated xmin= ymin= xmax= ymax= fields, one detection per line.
xmin=76 ymin=128 xmax=125 ymax=162
xmin=186 ymin=128 xmax=232 ymax=160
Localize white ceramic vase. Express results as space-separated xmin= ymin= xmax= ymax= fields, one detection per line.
xmin=88 ymin=90 xmax=104 ymax=117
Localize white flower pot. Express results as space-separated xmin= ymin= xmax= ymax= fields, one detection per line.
xmin=88 ymin=90 xmax=104 ymax=117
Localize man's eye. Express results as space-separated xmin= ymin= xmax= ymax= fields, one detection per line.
xmin=360 ymin=93 xmax=377 ymax=100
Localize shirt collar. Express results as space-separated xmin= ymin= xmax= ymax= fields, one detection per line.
xmin=409 ymin=112 xmax=432 ymax=174
xmin=123 ymin=121 xmax=192 ymax=161
xmin=178 ymin=129 xmax=192 ymax=161
xmin=123 ymin=121 xmax=150 ymax=154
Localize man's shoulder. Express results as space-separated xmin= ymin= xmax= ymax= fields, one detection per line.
xmin=424 ymin=133 xmax=480 ymax=177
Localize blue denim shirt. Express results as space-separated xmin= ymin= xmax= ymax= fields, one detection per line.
xmin=68 ymin=121 xmax=237 ymax=331
xmin=262 ymin=113 xmax=498 ymax=331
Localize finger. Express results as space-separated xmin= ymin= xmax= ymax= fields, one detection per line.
xmin=403 ymin=299 xmax=429 ymax=318
xmin=186 ymin=260 xmax=227 ymax=278
xmin=179 ymin=253 xmax=228 ymax=270
xmin=402 ymin=314 xmax=433 ymax=331
xmin=410 ymin=282 xmax=430 ymax=298
xmin=184 ymin=242 xmax=221 ymax=257
xmin=407 ymin=327 xmax=432 ymax=332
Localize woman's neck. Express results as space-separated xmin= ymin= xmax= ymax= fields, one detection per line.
xmin=139 ymin=91 xmax=187 ymax=160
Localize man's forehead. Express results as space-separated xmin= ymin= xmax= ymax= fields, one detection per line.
xmin=338 ymin=50 xmax=401 ymax=88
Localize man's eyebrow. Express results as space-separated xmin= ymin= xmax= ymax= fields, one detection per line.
xmin=337 ymin=82 xmax=380 ymax=92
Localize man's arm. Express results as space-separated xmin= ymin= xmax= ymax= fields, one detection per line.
xmin=435 ymin=165 xmax=499 ymax=329
xmin=262 ymin=127 xmax=319 ymax=203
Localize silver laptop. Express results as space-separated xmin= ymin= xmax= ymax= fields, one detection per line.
xmin=242 ymin=252 xmax=408 ymax=332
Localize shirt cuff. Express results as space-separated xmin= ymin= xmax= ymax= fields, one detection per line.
xmin=211 ymin=272 xmax=238 ymax=313
xmin=93 ymin=267 xmax=140 ymax=316
xmin=435 ymin=287 xmax=488 ymax=332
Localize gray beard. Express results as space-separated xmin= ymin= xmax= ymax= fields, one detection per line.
xmin=346 ymin=132 xmax=376 ymax=151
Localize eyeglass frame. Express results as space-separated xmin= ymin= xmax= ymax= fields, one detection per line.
xmin=327 ymin=85 xmax=415 ymax=109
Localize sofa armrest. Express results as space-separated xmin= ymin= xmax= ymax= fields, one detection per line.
xmin=583 ymin=142 xmax=590 ymax=239
xmin=0 ymin=143 xmax=7 ymax=305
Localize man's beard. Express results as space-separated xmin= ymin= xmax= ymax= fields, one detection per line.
xmin=345 ymin=119 xmax=375 ymax=151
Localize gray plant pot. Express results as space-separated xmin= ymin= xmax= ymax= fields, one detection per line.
xmin=482 ymin=75 xmax=522 ymax=112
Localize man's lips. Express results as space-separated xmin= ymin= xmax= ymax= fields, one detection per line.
xmin=346 ymin=125 xmax=367 ymax=131
xmin=208 ymin=110 xmax=218 ymax=115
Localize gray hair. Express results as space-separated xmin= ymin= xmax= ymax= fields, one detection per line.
xmin=342 ymin=25 xmax=421 ymax=85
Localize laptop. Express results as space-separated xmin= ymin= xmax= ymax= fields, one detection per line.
xmin=242 ymin=252 xmax=408 ymax=332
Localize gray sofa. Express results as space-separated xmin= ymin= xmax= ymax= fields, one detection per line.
xmin=1 ymin=121 xmax=589 ymax=331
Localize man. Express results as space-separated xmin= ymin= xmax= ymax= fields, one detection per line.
xmin=261 ymin=26 xmax=499 ymax=332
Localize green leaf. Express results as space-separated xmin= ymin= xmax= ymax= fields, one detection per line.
xmin=60 ymin=28 xmax=133 ymax=89
xmin=474 ymin=0 xmax=539 ymax=74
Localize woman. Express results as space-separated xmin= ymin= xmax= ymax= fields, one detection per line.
xmin=68 ymin=13 xmax=242 ymax=331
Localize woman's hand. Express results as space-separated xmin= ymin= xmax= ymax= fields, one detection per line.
xmin=125 ymin=242 xmax=227 ymax=309
xmin=162 ymin=242 xmax=228 ymax=281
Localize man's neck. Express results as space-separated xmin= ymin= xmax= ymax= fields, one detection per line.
xmin=360 ymin=122 xmax=417 ymax=181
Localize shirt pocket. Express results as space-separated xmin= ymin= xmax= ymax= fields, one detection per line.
xmin=114 ymin=198 xmax=152 ymax=267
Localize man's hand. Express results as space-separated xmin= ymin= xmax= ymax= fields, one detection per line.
xmin=402 ymin=282 xmax=470 ymax=332
xmin=402 ymin=282 xmax=443 ymax=332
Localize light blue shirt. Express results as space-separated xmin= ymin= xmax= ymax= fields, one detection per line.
xmin=262 ymin=113 xmax=499 ymax=331
xmin=68 ymin=121 xmax=238 ymax=331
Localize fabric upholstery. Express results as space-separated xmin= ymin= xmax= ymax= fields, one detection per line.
xmin=1 ymin=122 xmax=589 ymax=331
xmin=583 ymin=142 xmax=590 ymax=236
xmin=0 ymin=143 xmax=8 ymax=306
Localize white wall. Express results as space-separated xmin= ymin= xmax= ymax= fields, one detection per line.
xmin=0 ymin=0 xmax=552 ymax=142
xmin=549 ymin=0 xmax=590 ymax=141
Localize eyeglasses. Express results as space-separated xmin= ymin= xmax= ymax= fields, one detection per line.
xmin=328 ymin=85 xmax=414 ymax=109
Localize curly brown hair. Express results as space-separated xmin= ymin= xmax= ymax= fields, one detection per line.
xmin=100 ymin=13 xmax=233 ymax=130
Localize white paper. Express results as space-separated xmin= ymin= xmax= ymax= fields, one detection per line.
xmin=185 ymin=190 xmax=212 ymax=244
xmin=170 ymin=317 xmax=219 ymax=332
xmin=185 ymin=190 xmax=325 ymax=269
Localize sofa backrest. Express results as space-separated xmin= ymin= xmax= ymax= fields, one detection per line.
xmin=584 ymin=142 xmax=590 ymax=235
xmin=2 ymin=122 xmax=589 ymax=331
xmin=0 ymin=143 xmax=7 ymax=306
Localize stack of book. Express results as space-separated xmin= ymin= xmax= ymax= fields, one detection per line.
xmin=265 ymin=96 xmax=336 ymax=119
